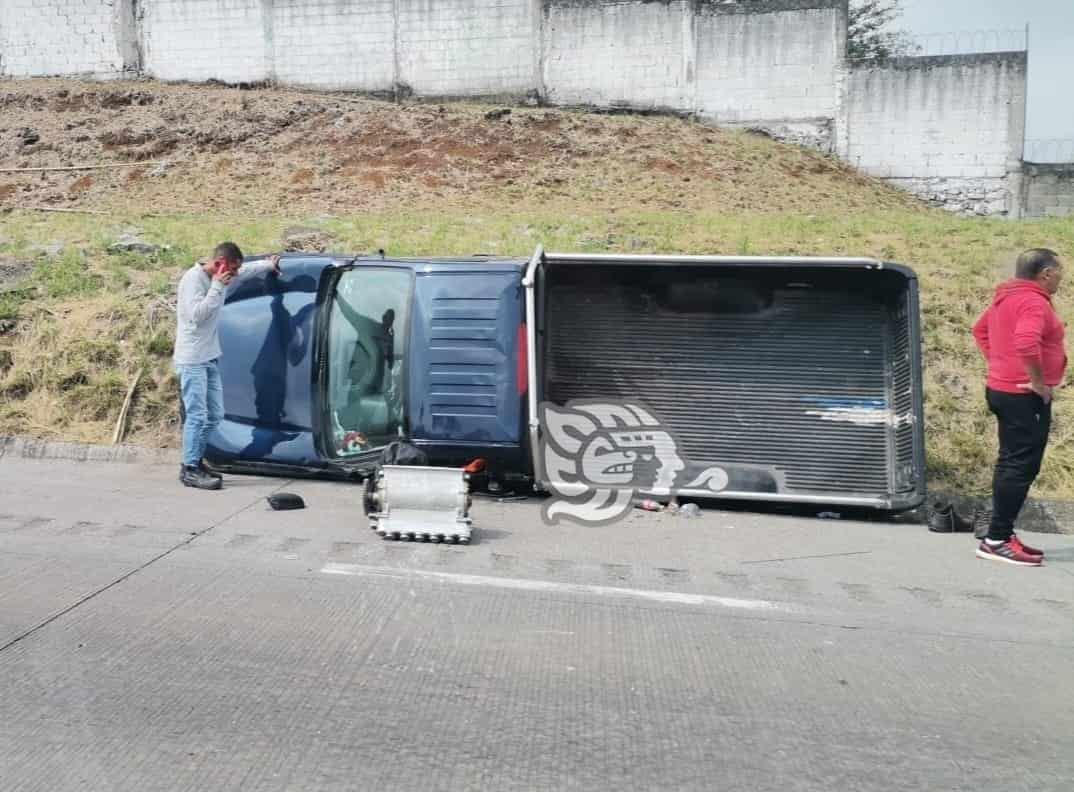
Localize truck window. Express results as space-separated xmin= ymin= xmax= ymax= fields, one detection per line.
xmin=326 ymin=268 xmax=411 ymax=456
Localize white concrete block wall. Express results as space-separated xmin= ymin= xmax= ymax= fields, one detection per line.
xmin=843 ymin=53 xmax=1027 ymax=215
xmin=843 ymin=54 xmax=1026 ymax=181
xmin=0 ymin=0 xmax=125 ymax=77
xmin=142 ymin=0 xmax=269 ymax=83
xmin=271 ymin=0 xmax=395 ymax=91
xmin=695 ymin=5 xmax=844 ymax=124
xmin=0 ymin=0 xmax=1049 ymax=217
xmin=397 ymin=0 xmax=536 ymax=96
xmin=543 ymin=0 xmax=691 ymax=110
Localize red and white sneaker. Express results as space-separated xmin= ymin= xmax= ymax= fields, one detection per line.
xmin=1009 ymin=533 xmax=1044 ymax=558
xmin=976 ymin=539 xmax=1043 ymax=567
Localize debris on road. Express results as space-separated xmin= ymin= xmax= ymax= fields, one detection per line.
xmin=678 ymin=503 xmax=702 ymax=519
xmin=365 ymin=464 xmax=473 ymax=544
xmin=268 ymin=492 xmax=306 ymax=511
xmin=635 ymin=499 xmax=663 ymax=512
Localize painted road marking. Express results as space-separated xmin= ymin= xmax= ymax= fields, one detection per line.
xmin=321 ymin=562 xmax=791 ymax=612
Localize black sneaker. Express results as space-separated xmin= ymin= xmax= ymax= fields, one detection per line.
xmin=180 ymin=464 xmax=223 ymax=491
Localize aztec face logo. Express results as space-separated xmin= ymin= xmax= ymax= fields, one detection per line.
xmin=539 ymin=401 xmax=729 ymax=525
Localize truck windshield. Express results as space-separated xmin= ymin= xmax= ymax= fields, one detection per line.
xmin=326 ymin=268 xmax=411 ymax=457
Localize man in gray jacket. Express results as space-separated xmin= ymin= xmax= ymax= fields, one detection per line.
xmin=174 ymin=242 xmax=280 ymax=489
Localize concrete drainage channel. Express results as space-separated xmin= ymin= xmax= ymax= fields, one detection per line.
xmin=2 ymin=437 xmax=1070 ymax=535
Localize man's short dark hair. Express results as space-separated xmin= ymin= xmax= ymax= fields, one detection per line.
xmin=1015 ymin=248 xmax=1060 ymax=280
xmin=213 ymin=242 xmax=244 ymax=263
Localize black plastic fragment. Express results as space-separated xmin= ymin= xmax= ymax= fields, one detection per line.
xmin=268 ymin=492 xmax=306 ymax=511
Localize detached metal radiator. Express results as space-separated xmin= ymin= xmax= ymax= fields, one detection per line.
xmin=365 ymin=465 xmax=473 ymax=543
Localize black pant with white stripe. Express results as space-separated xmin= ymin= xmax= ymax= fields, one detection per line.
xmin=986 ymin=388 xmax=1052 ymax=542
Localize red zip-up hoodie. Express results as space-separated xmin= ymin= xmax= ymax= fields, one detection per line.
xmin=972 ymin=279 xmax=1067 ymax=394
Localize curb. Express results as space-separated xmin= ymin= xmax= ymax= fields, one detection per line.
xmin=925 ymin=490 xmax=1072 ymax=536
xmin=0 ymin=436 xmax=178 ymax=466
xmin=1022 ymin=499 xmax=1074 ymax=536
xmin=1 ymin=436 xmax=1070 ymax=534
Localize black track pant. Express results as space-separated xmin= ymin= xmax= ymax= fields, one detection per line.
xmin=986 ymin=388 xmax=1052 ymax=542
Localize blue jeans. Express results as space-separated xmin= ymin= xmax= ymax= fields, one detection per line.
xmin=177 ymin=360 xmax=224 ymax=468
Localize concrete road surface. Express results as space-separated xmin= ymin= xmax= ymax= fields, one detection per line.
xmin=1 ymin=453 xmax=1073 ymax=791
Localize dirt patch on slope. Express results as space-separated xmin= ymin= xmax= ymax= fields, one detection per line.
xmin=0 ymin=79 xmax=915 ymax=217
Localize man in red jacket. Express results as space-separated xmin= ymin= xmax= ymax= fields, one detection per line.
xmin=972 ymin=249 xmax=1066 ymax=566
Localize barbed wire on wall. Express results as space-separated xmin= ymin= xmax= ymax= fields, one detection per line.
xmin=1024 ymin=139 xmax=1074 ymax=164
xmin=904 ymin=29 xmax=1029 ymax=57
xmin=853 ymin=28 xmax=1029 ymax=59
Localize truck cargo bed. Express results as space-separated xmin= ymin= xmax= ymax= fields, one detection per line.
xmin=533 ymin=254 xmax=925 ymax=510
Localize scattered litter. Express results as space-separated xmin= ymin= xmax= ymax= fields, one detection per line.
xmin=678 ymin=502 xmax=702 ymax=519
xmin=817 ymin=511 xmax=842 ymax=520
xmin=634 ymin=499 xmax=663 ymax=512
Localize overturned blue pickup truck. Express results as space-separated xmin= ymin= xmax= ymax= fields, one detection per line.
xmin=210 ymin=249 xmax=925 ymax=511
